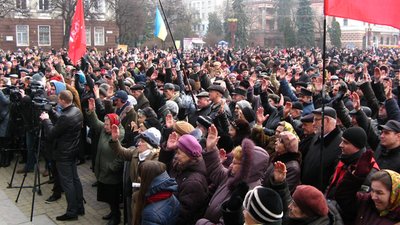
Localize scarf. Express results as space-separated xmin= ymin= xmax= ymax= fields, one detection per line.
xmin=380 ymin=170 xmax=400 ymax=216
xmin=145 ymin=191 xmax=173 ymax=204
xmin=105 ymin=113 xmax=120 ymax=126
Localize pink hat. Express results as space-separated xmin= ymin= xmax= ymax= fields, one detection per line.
xmin=177 ymin=134 xmax=202 ymax=158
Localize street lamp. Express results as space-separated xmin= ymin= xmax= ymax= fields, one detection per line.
xmin=227 ymin=18 xmax=238 ymax=48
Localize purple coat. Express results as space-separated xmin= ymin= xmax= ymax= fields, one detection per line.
xmin=196 ymin=143 xmax=269 ymax=225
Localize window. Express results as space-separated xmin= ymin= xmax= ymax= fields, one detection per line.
xmin=86 ymin=27 xmax=91 ymax=46
xmin=343 ymin=19 xmax=348 ymax=26
xmin=386 ymin=37 xmax=390 ymax=45
xmin=16 ymin=0 xmax=27 ymax=9
xmin=93 ymin=0 xmax=104 ymax=13
xmin=16 ymin=25 xmax=29 ymax=46
xmin=38 ymin=0 xmax=49 ymax=11
xmin=94 ymin=27 xmax=104 ymax=46
xmin=380 ymin=37 xmax=383 ymax=44
xmin=38 ymin=25 xmax=50 ymax=46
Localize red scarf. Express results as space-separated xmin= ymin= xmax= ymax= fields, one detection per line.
xmin=106 ymin=113 xmax=120 ymax=126
xmin=145 ymin=191 xmax=173 ymax=204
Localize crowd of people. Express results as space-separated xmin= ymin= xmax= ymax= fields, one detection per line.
xmin=0 ymin=45 xmax=400 ymax=225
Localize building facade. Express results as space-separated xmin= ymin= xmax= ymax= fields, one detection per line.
xmin=182 ymin=0 xmax=225 ymax=37
xmin=0 ymin=0 xmax=118 ymax=51
xmin=310 ymin=0 xmax=400 ymax=49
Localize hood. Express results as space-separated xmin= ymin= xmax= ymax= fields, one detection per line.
xmin=146 ymin=171 xmax=178 ymax=197
xmin=50 ymin=80 xmax=66 ymax=95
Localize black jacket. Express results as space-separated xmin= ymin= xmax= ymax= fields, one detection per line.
xmin=42 ymin=105 xmax=83 ymax=161
xmin=301 ymin=127 xmax=342 ymax=192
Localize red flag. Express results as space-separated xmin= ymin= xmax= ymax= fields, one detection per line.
xmin=68 ymin=0 xmax=86 ymax=65
xmin=325 ymin=0 xmax=400 ymax=29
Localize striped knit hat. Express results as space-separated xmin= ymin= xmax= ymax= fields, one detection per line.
xmin=243 ymin=186 xmax=283 ymax=224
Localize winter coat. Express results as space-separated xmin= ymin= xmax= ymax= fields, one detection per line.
xmin=170 ymin=158 xmax=209 ymax=225
xmin=0 ymin=91 xmax=10 ymax=137
xmin=262 ymin=152 xmax=301 ymax=193
xmin=86 ymin=110 xmax=125 ymax=184
xmin=325 ymin=149 xmax=380 ymax=199
xmin=42 ymin=105 xmax=83 ymax=162
xmin=109 ymin=140 xmax=159 ymax=183
xmin=260 ymin=91 xmax=281 ymax=136
xmin=134 ymin=92 xmax=150 ymax=111
xmin=301 ymin=127 xmax=342 ymax=192
xmin=196 ymin=141 xmax=270 ymax=225
xmin=141 ymin=171 xmax=180 ymax=225
xmin=335 ymin=172 xmax=400 ymax=225
xmin=188 ymin=104 xmax=211 ymax=127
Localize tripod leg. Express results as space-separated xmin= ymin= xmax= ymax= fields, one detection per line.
xmin=7 ymin=154 xmax=19 ymax=188
xmin=30 ymin=158 xmax=40 ymax=221
xmin=15 ymin=172 xmax=27 ymax=203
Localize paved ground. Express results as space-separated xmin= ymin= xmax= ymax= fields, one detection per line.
xmin=0 ymin=156 xmax=111 ymax=225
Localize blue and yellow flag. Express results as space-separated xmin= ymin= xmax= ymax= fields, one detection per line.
xmin=154 ymin=7 xmax=167 ymax=41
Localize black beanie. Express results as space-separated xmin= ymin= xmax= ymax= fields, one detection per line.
xmin=342 ymin=127 xmax=367 ymax=149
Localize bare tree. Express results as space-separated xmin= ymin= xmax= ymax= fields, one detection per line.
xmin=0 ymin=0 xmax=30 ymax=18
xmin=49 ymin=0 xmax=99 ymax=47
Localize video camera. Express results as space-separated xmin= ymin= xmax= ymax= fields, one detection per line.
xmin=4 ymin=84 xmax=24 ymax=103
xmin=32 ymin=97 xmax=57 ymax=112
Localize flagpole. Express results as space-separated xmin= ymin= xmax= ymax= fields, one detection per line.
xmin=320 ymin=14 xmax=327 ymax=191
xmin=157 ymin=0 xmax=197 ymax=110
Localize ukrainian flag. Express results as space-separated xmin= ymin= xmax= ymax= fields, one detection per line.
xmin=154 ymin=7 xmax=167 ymax=41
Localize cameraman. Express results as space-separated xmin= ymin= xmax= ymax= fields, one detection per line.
xmin=39 ymin=90 xmax=84 ymax=221
xmin=0 ymin=82 xmax=11 ymax=167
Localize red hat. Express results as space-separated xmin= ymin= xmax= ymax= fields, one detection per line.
xmin=292 ymin=185 xmax=328 ymax=217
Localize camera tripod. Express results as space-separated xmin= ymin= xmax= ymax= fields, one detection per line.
xmin=14 ymin=125 xmax=50 ymax=222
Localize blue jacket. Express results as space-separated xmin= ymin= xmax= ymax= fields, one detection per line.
xmin=142 ymin=171 xmax=180 ymax=225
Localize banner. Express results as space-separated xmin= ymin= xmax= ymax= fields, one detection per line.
xmin=68 ymin=0 xmax=86 ymax=65
xmin=325 ymin=0 xmax=400 ymax=29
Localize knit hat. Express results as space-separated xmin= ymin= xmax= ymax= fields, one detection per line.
xmin=279 ymin=131 xmax=299 ymax=153
xmin=173 ymin=121 xmax=195 ymax=136
xmin=243 ymin=186 xmax=283 ymax=224
xmin=177 ymin=134 xmax=202 ymax=158
xmin=292 ymin=185 xmax=329 ymax=217
xmin=138 ymin=127 xmax=161 ymax=148
xmin=342 ymin=127 xmax=367 ymax=149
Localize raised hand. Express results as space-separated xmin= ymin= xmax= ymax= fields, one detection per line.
xmin=374 ymin=67 xmax=381 ymax=82
xmin=351 ymin=92 xmax=361 ymax=111
xmin=273 ymin=161 xmax=287 ymax=183
xmin=206 ymin=124 xmax=219 ymax=151
xmin=93 ymin=85 xmax=100 ymax=98
xmin=111 ymin=124 xmax=119 ymax=141
xmin=165 ymin=113 xmax=174 ymax=128
xmin=256 ymin=107 xmax=269 ymax=125
xmin=166 ymin=132 xmax=178 ymax=150
xmin=88 ymin=98 xmax=95 ymax=112
xmin=283 ymin=101 xmax=292 ymax=118
xmin=384 ymin=78 xmax=393 ymax=99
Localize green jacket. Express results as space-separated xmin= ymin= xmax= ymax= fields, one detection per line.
xmin=87 ymin=110 xmax=125 ymax=184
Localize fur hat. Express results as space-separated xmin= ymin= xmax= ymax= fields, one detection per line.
xmin=243 ymin=186 xmax=283 ymax=224
xmin=292 ymin=185 xmax=329 ymax=217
